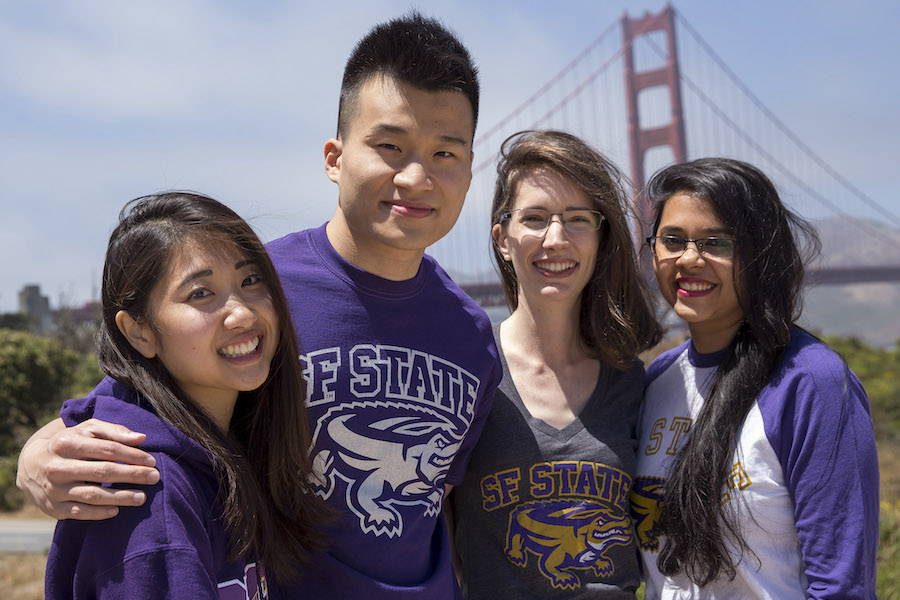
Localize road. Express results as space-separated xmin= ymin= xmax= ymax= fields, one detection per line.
xmin=0 ymin=519 xmax=56 ymax=553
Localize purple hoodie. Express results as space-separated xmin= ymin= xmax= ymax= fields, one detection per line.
xmin=44 ymin=377 xmax=268 ymax=600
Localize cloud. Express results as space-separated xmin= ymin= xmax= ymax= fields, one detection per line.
xmin=1 ymin=0 xmax=898 ymax=313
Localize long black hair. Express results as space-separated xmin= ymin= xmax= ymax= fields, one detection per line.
xmin=646 ymin=158 xmax=820 ymax=584
xmin=491 ymin=130 xmax=662 ymax=367
xmin=97 ymin=192 xmax=327 ymax=579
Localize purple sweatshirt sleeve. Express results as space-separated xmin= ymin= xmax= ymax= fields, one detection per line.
xmin=87 ymin=548 xmax=220 ymax=600
xmin=47 ymin=454 xmax=222 ymax=600
xmin=759 ymin=339 xmax=879 ymax=598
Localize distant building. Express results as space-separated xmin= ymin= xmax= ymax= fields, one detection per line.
xmin=15 ymin=284 xmax=101 ymax=335
xmin=62 ymin=300 xmax=103 ymax=329
xmin=18 ymin=284 xmax=52 ymax=332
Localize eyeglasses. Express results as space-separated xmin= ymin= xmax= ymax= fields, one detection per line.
xmin=500 ymin=208 xmax=605 ymax=235
xmin=647 ymin=235 xmax=736 ymax=259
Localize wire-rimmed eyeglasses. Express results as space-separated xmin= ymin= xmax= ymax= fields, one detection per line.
xmin=500 ymin=208 xmax=605 ymax=235
xmin=647 ymin=235 xmax=736 ymax=259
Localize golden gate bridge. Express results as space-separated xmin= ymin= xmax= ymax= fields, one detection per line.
xmin=426 ymin=5 xmax=900 ymax=306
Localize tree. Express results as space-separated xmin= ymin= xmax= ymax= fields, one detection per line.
xmin=0 ymin=313 xmax=35 ymax=331
xmin=0 ymin=329 xmax=82 ymax=455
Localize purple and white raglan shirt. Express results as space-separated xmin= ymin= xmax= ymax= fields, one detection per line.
xmin=632 ymin=327 xmax=879 ymax=599
xmin=45 ymin=377 xmax=268 ymax=600
xmin=266 ymin=224 xmax=502 ymax=599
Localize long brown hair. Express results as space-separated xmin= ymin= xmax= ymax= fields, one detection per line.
xmin=97 ymin=192 xmax=327 ymax=579
xmin=491 ymin=130 xmax=662 ymax=367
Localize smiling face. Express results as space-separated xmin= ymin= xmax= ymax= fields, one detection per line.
xmin=652 ymin=192 xmax=744 ymax=352
xmin=120 ymin=239 xmax=279 ymax=428
xmin=324 ymin=75 xmax=475 ymax=280
xmin=493 ymin=167 xmax=600 ymax=309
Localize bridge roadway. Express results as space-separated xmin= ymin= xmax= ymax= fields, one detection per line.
xmin=806 ymin=266 xmax=900 ymax=285
xmin=461 ymin=265 xmax=900 ymax=308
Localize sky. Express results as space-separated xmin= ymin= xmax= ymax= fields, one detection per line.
xmin=2 ymin=0 xmax=899 ymax=314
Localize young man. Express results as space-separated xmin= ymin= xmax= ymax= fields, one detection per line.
xmin=18 ymin=13 xmax=501 ymax=599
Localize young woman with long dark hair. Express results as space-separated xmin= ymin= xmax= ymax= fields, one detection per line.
xmin=634 ymin=158 xmax=879 ymax=598
xmin=44 ymin=192 xmax=327 ymax=599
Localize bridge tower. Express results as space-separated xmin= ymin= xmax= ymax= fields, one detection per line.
xmin=621 ymin=4 xmax=687 ymax=241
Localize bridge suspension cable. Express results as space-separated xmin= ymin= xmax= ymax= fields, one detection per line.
xmin=633 ymin=14 xmax=895 ymax=249
xmin=432 ymin=7 xmax=899 ymax=290
xmin=472 ymin=19 xmax=621 ymax=176
xmin=674 ymin=13 xmax=900 ymax=230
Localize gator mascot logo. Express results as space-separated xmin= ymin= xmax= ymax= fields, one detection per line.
xmin=505 ymin=499 xmax=632 ymax=590
xmin=630 ymin=476 xmax=666 ymax=552
xmin=217 ymin=562 xmax=267 ymax=599
xmin=310 ymin=400 xmax=464 ymax=538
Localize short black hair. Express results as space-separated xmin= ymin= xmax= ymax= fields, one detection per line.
xmin=337 ymin=11 xmax=479 ymax=138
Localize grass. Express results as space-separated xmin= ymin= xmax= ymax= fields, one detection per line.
xmin=0 ymin=497 xmax=51 ymax=599
xmin=0 ymin=551 xmax=47 ymax=600
xmin=878 ymin=437 xmax=900 ymax=600
xmin=881 ymin=501 xmax=900 ymax=600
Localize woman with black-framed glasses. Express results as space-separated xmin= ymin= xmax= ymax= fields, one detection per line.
xmin=447 ymin=130 xmax=662 ymax=599
xmin=635 ymin=157 xmax=879 ymax=598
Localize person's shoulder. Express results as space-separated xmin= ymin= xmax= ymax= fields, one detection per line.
xmin=645 ymin=339 xmax=690 ymax=385
xmin=49 ymin=450 xmax=217 ymax=597
xmin=60 ymin=377 xmax=143 ymax=428
xmin=776 ymin=327 xmax=848 ymax=382
xmin=605 ymin=359 xmax=646 ymax=409
xmin=610 ymin=357 xmax=646 ymax=386
xmin=421 ymin=254 xmax=493 ymax=324
xmin=265 ymin=225 xmax=317 ymax=255
xmin=63 ymin=379 xmax=219 ymax=486
xmin=265 ymin=225 xmax=332 ymax=291
xmin=54 ymin=448 xmax=212 ymax=544
xmin=420 ymin=252 xmax=461 ymax=289
xmin=762 ymin=327 xmax=867 ymax=418
xmin=154 ymin=450 xmax=217 ymax=508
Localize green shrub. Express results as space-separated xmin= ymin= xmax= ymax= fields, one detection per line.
xmin=824 ymin=336 xmax=900 ymax=442
xmin=0 ymin=456 xmax=25 ymax=512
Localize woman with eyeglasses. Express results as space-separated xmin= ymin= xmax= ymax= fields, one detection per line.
xmin=635 ymin=158 xmax=879 ymax=598
xmin=447 ymin=130 xmax=662 ymax=599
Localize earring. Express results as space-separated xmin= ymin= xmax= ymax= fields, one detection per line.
xmin=503 ymin=254 xmax=511 ymax=261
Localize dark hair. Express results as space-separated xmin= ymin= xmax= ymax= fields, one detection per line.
xmin=646 ymin=158 xmax=820 ymax=584
xmin=491 ymin=130 xmax=662 ymax=367
xmin=337 ymin=10 xmax=479 ymax=138
xmin=97 ymin=192 xmax=326 ymax=579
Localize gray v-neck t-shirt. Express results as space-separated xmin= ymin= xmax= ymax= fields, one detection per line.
xmin=451 ymin=326 xmax=645 ymax=599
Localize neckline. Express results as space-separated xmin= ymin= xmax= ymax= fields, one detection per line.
xmin=686 ymin=339 xmax=729 ymax=369
xmin=308 ymin=223 xmax=430 ymax=299
xmin=495 ymin=324 xmax=608 ymax=441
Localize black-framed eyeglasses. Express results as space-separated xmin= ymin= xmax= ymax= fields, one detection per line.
xmin=647 ymin=235 xmax=736 ymax=259
xmin=500 ymin=208 xmax=605 ymax=235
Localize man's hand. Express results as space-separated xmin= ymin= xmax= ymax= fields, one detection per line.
xmin=16 ymin=418 xmax=160 ymax=520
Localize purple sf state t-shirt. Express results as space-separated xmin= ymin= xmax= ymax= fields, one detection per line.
xmin=265 ymin=224 xmax=502 ymax=599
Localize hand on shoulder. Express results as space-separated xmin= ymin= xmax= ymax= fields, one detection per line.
xmin=17 ymin=418 xmax=159 ymax=520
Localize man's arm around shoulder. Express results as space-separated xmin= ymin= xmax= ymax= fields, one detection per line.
xmin=17 ymin=417 xmax=160 ymax=520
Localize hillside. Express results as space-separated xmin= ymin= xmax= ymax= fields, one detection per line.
xmin=801 ymin=218 xmax=900 ymax=348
